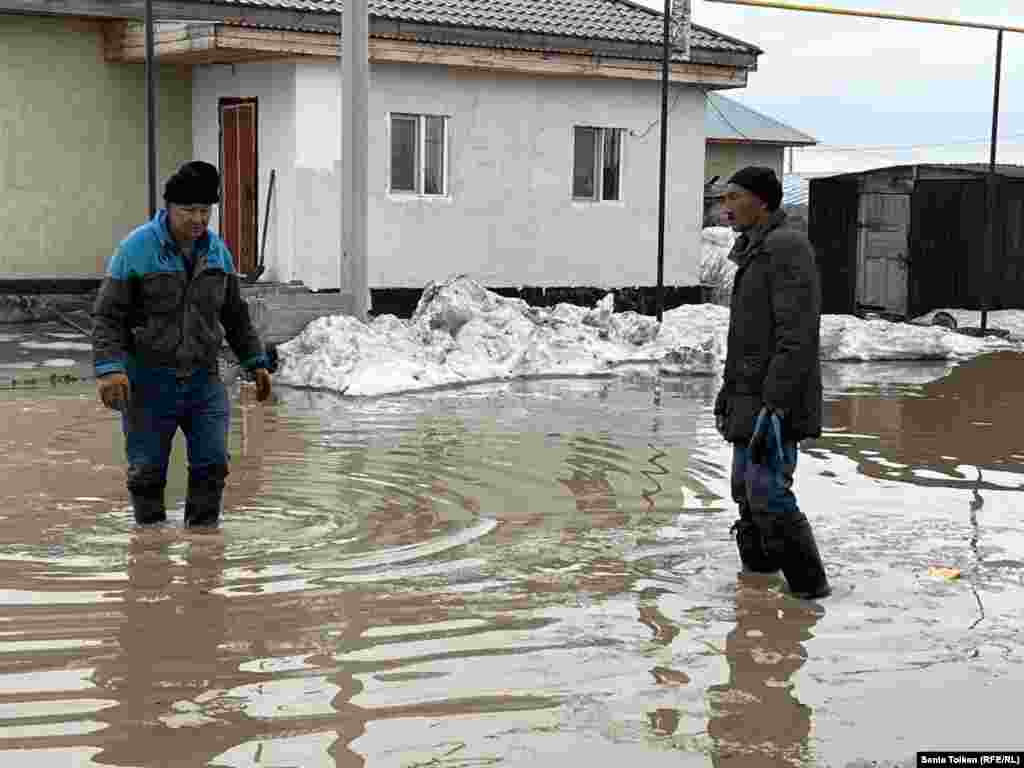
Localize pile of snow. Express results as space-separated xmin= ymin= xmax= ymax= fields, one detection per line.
xmin=912 ymin=308 xmax=1024 ymax=341
xmin=820 ymin=314 xmax=1018 ymax=360
xmin=698 ymin=227 xmax=737 ymax=305
xmin=275 ymin=275 xmax=1024 ymax=397
xmin=276 ymin=277 xmax=725 ymax=396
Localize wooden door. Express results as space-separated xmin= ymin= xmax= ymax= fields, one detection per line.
xmin=219 ymin=98 xmax=258 ymax=275
xmin=857 ymin=193 xmax=910 ymax=316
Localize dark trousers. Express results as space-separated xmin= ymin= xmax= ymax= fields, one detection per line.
xmin=728 ymin=411 xmax=830 ymax=596
xmin=731 ymin=430 xmax=801 ymax=520
xmin=122 ymin=365 xmax=230 ymax=525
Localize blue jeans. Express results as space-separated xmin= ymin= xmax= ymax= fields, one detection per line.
xmin=122 ymin=365 xmax=230 ymax=489
xmin=731 ymin=411 xmax=801 ymax=519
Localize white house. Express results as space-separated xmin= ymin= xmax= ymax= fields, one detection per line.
xmin=8 ymin=0 xmax=760 ymax=311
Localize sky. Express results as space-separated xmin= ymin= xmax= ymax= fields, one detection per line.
xmin=636 ymin=0 xmax=1024 ymax=172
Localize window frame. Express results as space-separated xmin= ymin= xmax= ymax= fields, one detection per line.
xmin=572 ymin=125 xmax=625 ymax=203
xmin=388 ymin=112 xmax=450 ymax=198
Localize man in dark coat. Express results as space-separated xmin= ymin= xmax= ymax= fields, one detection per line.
xmin=92 ymin=161 xmax=271 ymax=528
xmin=714 ymin=166 xmax=830 ymax=599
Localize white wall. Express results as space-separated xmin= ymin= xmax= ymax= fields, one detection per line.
xmin=293 ymin=62 xmax=343 ymax=291
xmin=294 ymin=60 xmax=706 ymax=290
xmin=192 ymin=61 xmax=297 ymax=283
xmin=194 ymin=59 xmax=708 ymax=292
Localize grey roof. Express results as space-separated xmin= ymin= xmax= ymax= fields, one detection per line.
xmin=212 ymin=0 xmax=761 ymax=55
xmin=705 ymin=93 xmax=816 ymax=145
xmin=820 ymin=163 xmax=1024 ymax=180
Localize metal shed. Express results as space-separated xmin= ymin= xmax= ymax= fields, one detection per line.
xmin=808 ymin=164 xmax=1024 ymax=319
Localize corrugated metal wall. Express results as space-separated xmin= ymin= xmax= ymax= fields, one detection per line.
xmin=808 ymin=176 xmax=859 ymax=314
xmin=909 ymin=178 xmax=984 ymax=316
xmin=995 ymin=182 xmax=1024 ymax=308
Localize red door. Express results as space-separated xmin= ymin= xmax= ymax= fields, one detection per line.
xmin=219 ymin=98 xmax=258 ymax=275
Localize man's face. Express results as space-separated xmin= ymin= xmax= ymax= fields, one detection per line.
xmin=722 ymin=183 xmax=767 ymax=231
xmin=167 ymin=203 xmax=212 ymax=244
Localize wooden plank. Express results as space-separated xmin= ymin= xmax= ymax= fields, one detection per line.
xmin=213 ymin=30 xmax=744 ymax=85
xmin=4 ymin=0 xmax=759 ymax=69
xmin=365 ymin=39 xmax=745 ymax=85
xmin=102 ymin=17 xmax=747 ymax=85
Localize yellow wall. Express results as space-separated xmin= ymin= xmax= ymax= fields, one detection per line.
xmin=0 ymin=15 xmax=192 ymax=273
xmin=705 ymin=142 xmax=784 ymax=184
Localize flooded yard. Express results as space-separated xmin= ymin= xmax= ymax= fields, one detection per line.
xmin=0 ymin=350 xmax=1022 ymax=767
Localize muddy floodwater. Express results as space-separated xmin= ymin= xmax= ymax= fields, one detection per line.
xmin=1 ymin=352 xmax=1022 ymax=767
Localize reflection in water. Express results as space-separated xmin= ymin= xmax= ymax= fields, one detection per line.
xmin=92 ymin=532 xmax=229 ymax=765
xmin=813 ymin=352 xmax=1024 ymax=490
xmin=1 ymin=369 xmax=1023 ymax=766
xmin=706 ymin=577 xmax=822 ymax=767
xmin=559 ymin=433 xmax=628 ymax=534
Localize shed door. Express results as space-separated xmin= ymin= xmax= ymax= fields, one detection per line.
xmin=219 ymin=98 xmax=258 ymax=275
xmin=857 ymin=193 xmax=909 ymax=316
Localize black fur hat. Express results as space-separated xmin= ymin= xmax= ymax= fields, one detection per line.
xmin=728 ymin=166 xmax=783 ymax=212
xmin=164 ymin=161 xmax=221 ymax=205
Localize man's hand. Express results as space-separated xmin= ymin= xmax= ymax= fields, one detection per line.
xmin=253 ymin=368 xmax=272 ymax=402
xmin=749 ymin=406 xmax=788 ymax=464
xmin=715 ymin=413 xmax=728 ymax=440
xmin=98 ymin=372 xmax=131 ymax=411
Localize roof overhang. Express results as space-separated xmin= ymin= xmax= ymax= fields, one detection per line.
xmin=103 ymin=20 xmax=751 ymax=86
xmin=707 ymin=137 xmax=818 ymax=146
xmin=0 ymin=0 xmax=758 ymax=71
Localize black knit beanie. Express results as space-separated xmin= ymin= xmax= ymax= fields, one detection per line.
xmin=728 ymin=166 xmax=783 ymax=211
xmin=164 ymin=161 xmax=221 ymax=205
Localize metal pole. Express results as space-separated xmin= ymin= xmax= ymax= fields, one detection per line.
xmin=656 ymin=0 xmax=671 ymax=323
xmin=982 ymin=29 xmax=1003 ymax=332
xmin=342 ymin=0 xmax=370 ymax=321
xmin=144 ymin=0 xmax=158 ymax=219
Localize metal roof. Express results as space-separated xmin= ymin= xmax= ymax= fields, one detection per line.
xmin=209 ymin=0 xmax=761 ymax=54
xmin=818 ymin=163 xmax=1024 ymax=180
xmin=705 ymin=92 xmax=817 ymax=146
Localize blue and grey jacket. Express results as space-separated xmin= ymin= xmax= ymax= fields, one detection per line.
xmin=92 ymin=211 xmax=268 ymax=378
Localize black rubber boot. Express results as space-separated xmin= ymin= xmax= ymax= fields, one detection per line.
xmin=185 ymin=464 xmax=228 ymax=528
xmin=778 ymin=515 xmax=831 ymax=599
xmin=730 ymin=504 xmax=781 ymax=574
xmin=130 ymin=492 xmax=167 ymax=525
xmin=126 ymin=465 xmax=167 ymax=525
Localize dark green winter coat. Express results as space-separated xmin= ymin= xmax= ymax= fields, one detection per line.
xmin=714 ymin=210 xmax=823 ymax=443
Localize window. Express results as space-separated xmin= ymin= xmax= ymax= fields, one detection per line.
xmin=390 ymin=113 xmax=448 ymax=196
xmin=573 ymin=126 xmax=623 ymax=201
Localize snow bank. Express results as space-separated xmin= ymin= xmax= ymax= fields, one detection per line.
xmin=820 ymin=314 xmax=1018 ymax=361
xmin=698 ymin=227 xmax=737 ymax=305
xmin=912 ymin=308 xmax=1024 ymax=341
xmin=275 ymin=275 xmax=1023 ymax=397
xmin=276 ymin=277 xmax=725 ymax=396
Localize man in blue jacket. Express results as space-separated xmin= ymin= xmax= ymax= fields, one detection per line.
xmin=715 ymin=166 xmax=830 ymax=600
xmin=92 ymin=161 xmax=271 ymax=527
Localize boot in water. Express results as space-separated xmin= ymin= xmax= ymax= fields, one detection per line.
xmin=730 ymin=505 xmax=781 ymax=574
xmin=779 ymin=515 xmax=831 ymax=599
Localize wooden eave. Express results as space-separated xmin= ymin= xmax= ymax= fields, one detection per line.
xmin=103 ymin=21 xmax=749 ymax=87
